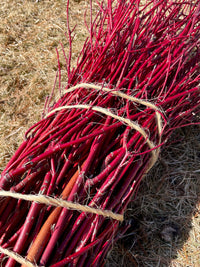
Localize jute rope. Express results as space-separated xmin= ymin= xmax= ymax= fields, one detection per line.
xmin=46 ymin=104 xmax=156 ymax=151
xmin=0 ymin=191 xmax=123 ymax=221
xmin=0 ymin=191 xmax=123 ymax=266
xmin=57 ymin=83 xmax=161 ymax=115
xmin=0 ymin=247 xmax=40 ymax=267
xmin=47 ymin=83 xmax=164 ymax=171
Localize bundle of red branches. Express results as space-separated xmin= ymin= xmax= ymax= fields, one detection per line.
xmin=0 ymin=0 xmax=199 ymax=266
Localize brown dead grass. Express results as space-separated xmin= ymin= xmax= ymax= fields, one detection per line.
xmin=0 ymin=1 xmax=199 ymax=266
xmin=0 ymin=0 xmax=90 ymax=169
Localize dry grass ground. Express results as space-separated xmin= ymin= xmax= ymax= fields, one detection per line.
xmin=0 ymin=0 xmax=199 ymax=266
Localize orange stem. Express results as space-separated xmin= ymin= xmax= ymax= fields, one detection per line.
xmin=22 ymin=165 xmax=81 ymax=266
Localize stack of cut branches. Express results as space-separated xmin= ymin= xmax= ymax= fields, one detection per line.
xmin=0 ymin=0 xmax=199 ymax=266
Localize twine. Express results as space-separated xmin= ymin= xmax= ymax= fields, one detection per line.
xmin=0 ymin=190 xmax=123 ymax=266
xmin=46 ymin=104 xmax=156 ymax=151
xmin=0 ymin=191 xmax=123 ymax=222
xmin=0 ymin=247 xmax=40 ymax=267
xmin=47 ymin=83 xmax=164 ymax=171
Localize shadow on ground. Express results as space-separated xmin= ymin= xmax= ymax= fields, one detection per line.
xmin=107 ymin=126 xmax=200 ymax=267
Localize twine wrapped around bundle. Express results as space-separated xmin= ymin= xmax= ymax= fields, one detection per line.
xmin=0 ymin=0 xmax=199 ymax=266
xmin=0 ymin=191 xmax=124 ymax=221
xmin=47 ymin=83 xmax=164 ymax=172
